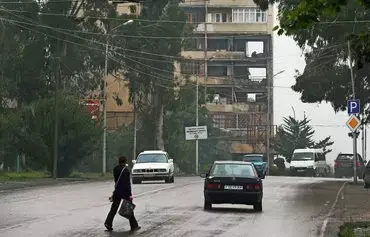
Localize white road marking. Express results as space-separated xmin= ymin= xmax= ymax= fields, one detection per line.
xmin=319 ymin=181 xmax=347 ymax=237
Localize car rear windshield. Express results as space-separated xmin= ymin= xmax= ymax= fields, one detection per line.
xmin=243 ymin=156 xmax=263 ymax=162
xmin=210 ymin=163 xmax=256 ymax=177
xmin=337 ymin=154 xmax=353 ymax=160
xmin=136 ymin=154 xmax=167 ymax=163
xmin=292 ymin=152 xmax=314 ymax=161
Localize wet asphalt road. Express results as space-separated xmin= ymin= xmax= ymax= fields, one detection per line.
xmin=0 ymin=176 xmax=346 ymax=237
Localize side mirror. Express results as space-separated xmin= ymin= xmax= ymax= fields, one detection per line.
xmin=132 ymin=160 xmax=136 ymax=164
xmin=168 ymin=159 xmax=173 ymax=163
xmin=200 ymin=173 xmax=209 ymax=178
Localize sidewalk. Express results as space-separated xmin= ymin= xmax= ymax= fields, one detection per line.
xmin=324 ymin=181 xmax=370 ymax=236
xmin=0 ymin=177 xmax=111 ymax=192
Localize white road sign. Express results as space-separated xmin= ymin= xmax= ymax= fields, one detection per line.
xmin=185 ymin=126 xmax=208 ymax=140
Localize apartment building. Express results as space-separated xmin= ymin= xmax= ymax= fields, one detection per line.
xmin=178 ymin=0 xmax=275 ymax=155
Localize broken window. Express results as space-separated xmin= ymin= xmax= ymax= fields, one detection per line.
xmin=246 ymin=41 xmax=264 ymax=57
xmin=248 ymin=68 xmax=266 ymax=81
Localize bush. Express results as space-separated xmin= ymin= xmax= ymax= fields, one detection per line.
xmin=3 ymin=97 xmax=102 ymax=177
xmin=338 ymin=222 xmax=370 ymax=237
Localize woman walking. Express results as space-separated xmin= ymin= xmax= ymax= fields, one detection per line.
xmin=104 ymin=155 xmax=141 ymax=232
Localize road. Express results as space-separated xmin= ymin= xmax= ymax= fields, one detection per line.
xmin=0 ymin=176 xmax=346 ymax=237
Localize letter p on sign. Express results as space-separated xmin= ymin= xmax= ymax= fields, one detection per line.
xmin=347 ymin=99 xmax=360 ymax=115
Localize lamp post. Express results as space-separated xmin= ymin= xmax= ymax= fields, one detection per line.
xmin=266 ymin=70 xmax=285 ymax=175
xmin=102 ymin=19 xmax=134 ymax=174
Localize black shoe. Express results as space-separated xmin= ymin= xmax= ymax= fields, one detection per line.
xmin=130 ymin=226 xmax=141 ymax=232
xmin=104 ymin=223 xmax=113 ymax=231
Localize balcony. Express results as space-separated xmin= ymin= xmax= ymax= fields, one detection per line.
xmin=180 ymin=0 xmax=269 ymax=8
xmin=206 ymin=103 xmax=266 ymax=113
xmin=195 ymin=23 xmax=270 ymax=34
xmin=181 ymin=50 xmax=268 ymax=65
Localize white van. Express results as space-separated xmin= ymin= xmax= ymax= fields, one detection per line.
xmin=290 ymin=148 xmax=328 ymax=177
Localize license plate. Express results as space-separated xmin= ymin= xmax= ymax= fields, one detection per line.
xmin=144 ymin=173 xmax=152 ymax=177
xmin=224 ymin=185 xmax=243 ymax=190
xmin=297 ymin=169 xmax=304 ymax=172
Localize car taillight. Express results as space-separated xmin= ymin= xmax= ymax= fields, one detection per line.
xmin=246 ymin=184 xmax=261 ymax=191
xmin=334 ymin=161 xmax=341 ymax=168
xmin=254 ymin=184 xmax=261 ymax=191
xmin=356 ymin=161 xmax=361 ymax=168
xmin=207 ymin=183 xmax=223 ymax=189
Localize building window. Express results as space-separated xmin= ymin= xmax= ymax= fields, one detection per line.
xmin=181 ymin=60 xmax=205 ymax=75
xmin=185 ymin=13 xmax=198 ymax=24
xmin=213 ymin=114 xmax=226 ymax=129
xmin=129 ymin=5 xmax=137 ymax=14
xmin=232 ymin=8 xmax=267 ymax=23
xmin=207 ymin=13 xmax=228 ymax=23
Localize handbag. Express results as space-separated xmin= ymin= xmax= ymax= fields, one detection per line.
xmin=114 ymin=166 xmax=136 ymax=219
xmin=118 ymin=199 xmax=136 ymax=219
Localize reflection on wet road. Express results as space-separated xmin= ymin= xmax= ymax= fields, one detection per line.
xmin=0 ymin=176 xmax=345 ymax=237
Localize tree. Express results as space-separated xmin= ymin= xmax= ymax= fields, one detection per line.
xmin=0 ymin=0 xmax=115 ymax=104
xmin=273 ymin=115 xmax=333 ymax=162
xmin=11 ymin=96 xmax=102 ymax=176
xmin=254 ymin=0 xmax=370 ymax=122
xmin=109 ymin=0 xmax=188 ymax=150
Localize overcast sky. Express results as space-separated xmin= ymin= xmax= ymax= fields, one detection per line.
xmin=272 ymin=5 xmax=367 ymax=165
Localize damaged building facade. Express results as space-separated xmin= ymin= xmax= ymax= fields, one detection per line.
xmin=178 ymin=0 xmax=275 ymax=157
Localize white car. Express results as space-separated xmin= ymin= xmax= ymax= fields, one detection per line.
xmin=131 ymin=150 xmax=175 ymax=184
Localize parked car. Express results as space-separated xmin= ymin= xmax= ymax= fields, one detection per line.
xmin=243 ymin=153 xmax=267 ymax=179
xmin=131 ymin=150 xmax=175 ymax=184
xmin=202 ymin=161 xmax=263 ymax=212
xmin=289 ymin=148 xmax=329 ymax=177
xmin=363 ymin=161 xmax=370 ymax=188
xmin=334 ymin=153 xmax=364 ymax=179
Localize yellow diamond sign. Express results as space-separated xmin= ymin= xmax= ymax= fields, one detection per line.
xmin=346 ymin=115 xmax=361 ymax=132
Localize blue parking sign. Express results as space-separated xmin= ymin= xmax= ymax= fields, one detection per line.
xmin=347 ymin=99 xmax=360 ymax=115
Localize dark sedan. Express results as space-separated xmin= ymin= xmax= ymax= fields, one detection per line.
xmin=202 ymin=161 xmax=263 ymax=212
xmin=334 ymin=153 xmax=364 ymax=179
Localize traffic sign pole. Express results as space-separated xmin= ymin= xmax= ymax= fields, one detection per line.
xmin=347 ymin=41 xmax=358 ymax=184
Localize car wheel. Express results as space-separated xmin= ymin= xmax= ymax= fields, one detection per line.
xmin=170 ymin=175 xmax=175 ymax=183
xmin=364 ymin=183 xmax=370 ymax=189
xmin=204 ymin=199 xmax=212 ymax=210
xmin=165 ymin=177 xmax=171 ymax=183
xmin=253 ymin=201 xmax=262 ymax=212
xmin=132 ymin=179 xmax=141 ymax=184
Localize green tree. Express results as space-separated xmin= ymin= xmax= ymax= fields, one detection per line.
xmin=14 ymin=96 xmax=102 ymax=176
xmin=254 ymin=0 xmax=370 ymax=122
xmin=0 ymin=0 xmax=114 ymax=104
xmin=273 ymin=115 xmax=333 ymax=162
xmin=109 ymin=0 xmax=188 ymax=150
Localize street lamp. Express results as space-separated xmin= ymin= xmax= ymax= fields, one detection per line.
xmin=266 ymin=69 xmax=285 ymax=175
xmin=102 ymin=19 xmax=134 ymax=174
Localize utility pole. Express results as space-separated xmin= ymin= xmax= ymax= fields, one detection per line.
xmin=53 ymin=38 xmax=61 ymax=179
xmin=102 ymin=38 xmax=108 ymax=174
xmin=102 ymin=19 xmax=134 ymax=174
xmin=196 ymin=75 xmax=199 ymax=175
xmin=266 ymin=84 xmax=271 ymax=174
xmin=204 ymin=0 xmax=208 ymax=101
xmin=365 ymin=125 xmax=367 ymax=162
xmin=362 ymin=124 xmax=365 ymax=162
xmin=348 ymin=40 xmax=358 ymax=184
xmin=133 ymin=96 xmax=137 ymax=162
xmin=266 ymin=70 xmax=285 ymax=175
